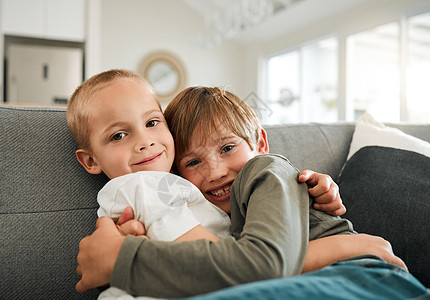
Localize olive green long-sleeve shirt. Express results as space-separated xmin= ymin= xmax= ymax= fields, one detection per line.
xmin=110 ymin=154 xmax=354 ymax=298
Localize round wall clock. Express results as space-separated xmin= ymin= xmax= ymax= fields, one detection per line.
xmin=138 ymin=50 xmax=187 ymax=103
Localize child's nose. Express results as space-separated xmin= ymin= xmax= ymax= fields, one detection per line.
xmin=135 ymin=135 xmax=154 ymax=152
xmin=136 ymin=143 xmax=154 ymax=152
xmin=205 ymin=159 xmax=228 ymax=182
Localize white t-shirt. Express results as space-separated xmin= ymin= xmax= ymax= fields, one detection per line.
xmin=97 ymin=171 xmax=231 ymax=241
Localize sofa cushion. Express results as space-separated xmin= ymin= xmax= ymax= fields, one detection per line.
xmin=346 ymin=112 xmax=430 ymax=161
xmin=0 ymin=105 xmax=107 ymax=299
xmin=338 ymin=146 xmax=430 ymax=287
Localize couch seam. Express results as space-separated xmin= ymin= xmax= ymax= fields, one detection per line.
xmin=0 ymin=104 xmax=66 ymax=113
xmin=0 ymin=206 xmax=98 ymax=215
xmin=314 ymin=124 xmax=334 ymax=157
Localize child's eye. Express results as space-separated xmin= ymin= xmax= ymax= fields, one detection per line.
xmin=111 ymin=132 xmax=126 ymax=141
xmin=221 ymin=145 xmax=234 ymax=153
xmin=186 ymin=159 xmax=200 ymax=167
xmin=146 ymin=120 xmax=159 ymax=127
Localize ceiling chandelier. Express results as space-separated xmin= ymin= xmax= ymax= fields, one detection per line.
xmin=192 ymin=0 xmax=303 ymax=48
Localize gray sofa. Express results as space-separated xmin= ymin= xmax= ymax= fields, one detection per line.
xmin=1 ymin=104 xmax=429 ymax=299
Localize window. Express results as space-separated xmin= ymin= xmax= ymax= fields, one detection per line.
xmin=406 ymin=12 xmax=430 ymax=122
xmin=264 ymin=10 xmax=430 ymax=124
xmin=266 ymin=50 xmax=300 ymax=124
xmin=264 ymin=37 xmax=338 ymax=125
xmin=347 ymin=23 xmax=400 ymax=122
xmin=302 ymin=38 xmax=338 ymax=123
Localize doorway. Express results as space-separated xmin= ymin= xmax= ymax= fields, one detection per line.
xmin=3 ymin=36 xmax=84 ymax=105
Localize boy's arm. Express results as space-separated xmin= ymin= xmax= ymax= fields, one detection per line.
xmin=75 ymin=223 xmax=406 ymax=293
xmin=302 ymin=233 xmax=407 ymax=273
xmin=116 ymin=207 xmax=403 ymax=272
xmin=298 ymin=170 xmax=346 ymax=216
xmin=115 ymin=206 xmax=219 ymax=242
xmin=175 ymin=225 xmax=219 ymax=242
xmin=77 ymin=155 xmax=310 ymax=297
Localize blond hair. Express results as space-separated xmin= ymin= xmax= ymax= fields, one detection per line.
xmin=67 ymin=69 xmax=158 ymax=150
xmin=163 ymin=86 xmax=262 ymax=160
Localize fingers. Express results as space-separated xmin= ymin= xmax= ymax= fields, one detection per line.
xmin=96 ymin=216 xmax=115 ymax=229
xmin=299 ymin=170 xmax=335 ymax=196
xmin=300 ymin=170 xmax=347 ymax=216
xmin=117 ymin=220 xmax=146 ymax=236
xmin=311 ymin=181 xmax=337 ymax=204
xmin=76 ymin=253 xmax=90 ymax=293
xmin=298 ymin=170 xmax=314 ymax=183
xmin=310 ymin=179 xmax=347 ymax=216
xmin=76 ymin=217 xmax=123 ymax=294
xmin=76 ymin=278 xmax=90 ymax=293
xmin=115 ymin=206 xmax=144 ymax=236
xmin=331 ymin=206 xmax=346 ymax=216
xmin=76 ymin=239 xmax=86 ymax=292
xmin=313 ymin=192 xmax=346 ymax=216
xmin=308 ymin=176 xmax=334 ymax=198
xmin=366 ymin=235 xmax=408 ymax=271
xmin=320 ymin=206 xmax=346 ymax=216
xmin=392 ymin=256 xmax=408 ymax=271
xmin=313 ymin=203 xmax=346 ymax=216
xmin=117 ymin=206 xmax=135 ymax=225
xmin=300 ymin=171 xmax=333 ymax=190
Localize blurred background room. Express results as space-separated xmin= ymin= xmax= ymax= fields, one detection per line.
xmin=1 ymin=0 xmax=430 ymax=124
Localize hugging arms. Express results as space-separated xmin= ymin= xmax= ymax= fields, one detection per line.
xmin=76 ymin=165 xmax=404 ymax=297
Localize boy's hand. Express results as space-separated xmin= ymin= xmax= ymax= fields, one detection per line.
xmin=76 ymin=207 xmax=146 ymax=293
xmin=298 ymin=170 xmax=346 ymax=216
xmin=76 ymin=217 xmax=125 ymax=293
xmin=303 ymin=233 xmax=407 ymax=273
xmin=351 ymin=234 xmax=407 ymax=271
xmin=115 ymin=206 xmax=146 ymax=237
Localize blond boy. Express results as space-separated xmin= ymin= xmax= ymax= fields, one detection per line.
xmin=67 ymin=69 xmax=231 ymax=242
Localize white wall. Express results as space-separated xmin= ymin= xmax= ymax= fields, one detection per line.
xmin=3 ymin=0 xmax=430 ymax=104
xmin=96 ymin=0 xmax=244 ymax=96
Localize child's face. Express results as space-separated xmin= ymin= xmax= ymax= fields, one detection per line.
xmin=176 ymin=126 xmax=268 ymax=213
xmin=76 ymin=79 xmax=175 ymax=179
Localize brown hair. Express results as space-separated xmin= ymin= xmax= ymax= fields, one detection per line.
xmin=164 ymin=86 xmax=261 ymax=160
xmin=67 ymin=69 xmax=158 ymax=150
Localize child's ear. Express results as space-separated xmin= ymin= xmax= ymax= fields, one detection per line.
xmin=75 ymin=149 xmax=102 ymax=175
xmin=256 ymin=128 xmax=269 ymax=154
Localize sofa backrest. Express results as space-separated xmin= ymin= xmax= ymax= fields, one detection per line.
xmin=1 ymin=104 xmax=106 ymax=299
xmin=266 ymin=123 xmax=354 ymax=178
xmin=2 ymin=104 xmax=430 ymax=298
xmin=265 ymin=122 xmax=430 ymax=179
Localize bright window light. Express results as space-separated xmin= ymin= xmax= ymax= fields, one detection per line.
xmin=265 ymin=37 xmax=338 ymax=124
xmin=347 ymin=23 xmax=400 ymax=122
xmin=406 ymin=12 xmax=430 ymax=122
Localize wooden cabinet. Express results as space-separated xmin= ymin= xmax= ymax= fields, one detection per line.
xmin=1 ymin=0 xmax=85 ymax=42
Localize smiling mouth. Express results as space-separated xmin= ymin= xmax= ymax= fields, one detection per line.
xmin=135 ymin=152 xmax=162 ymax=165
xmin=209 ymin=183 xmax=232 ymax=197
